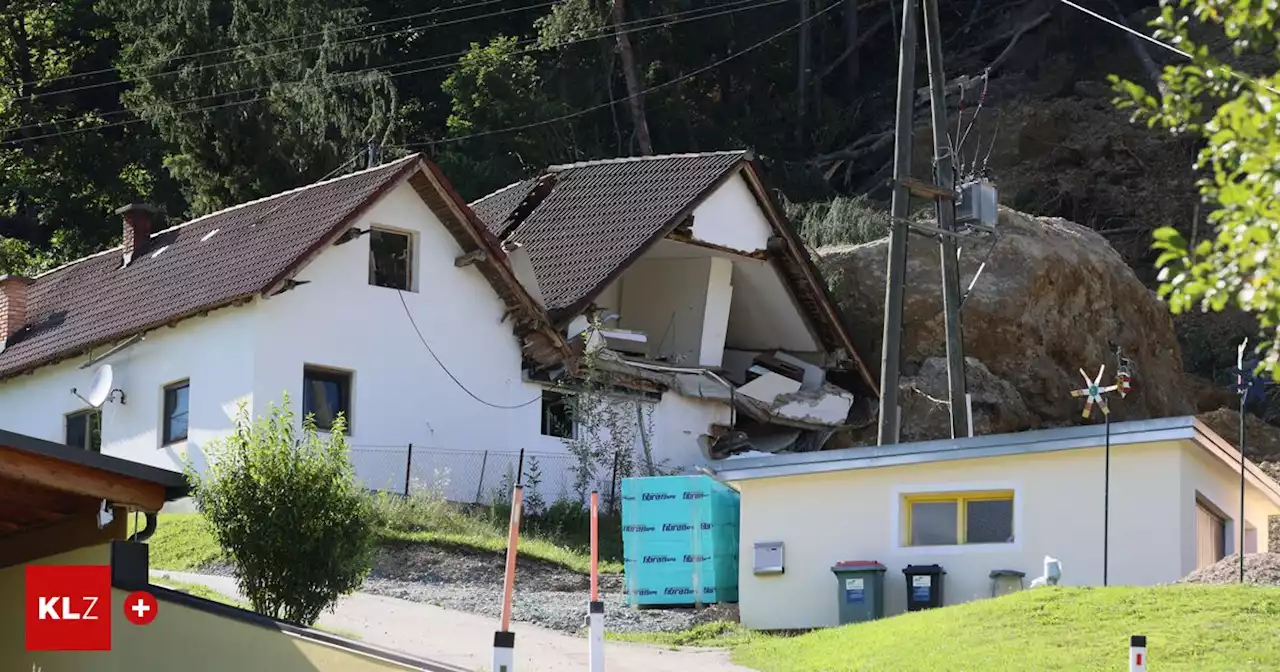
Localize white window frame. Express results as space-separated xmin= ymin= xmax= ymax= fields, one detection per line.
xmin=367 ymin=226 xmax=417 ymax=292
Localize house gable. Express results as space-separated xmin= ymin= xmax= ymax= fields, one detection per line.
xmin=479 ymin=152 xmax=876 ymax=394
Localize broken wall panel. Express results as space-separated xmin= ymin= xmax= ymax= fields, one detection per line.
xmin=688 ymin=174 xmax=773 ymax=254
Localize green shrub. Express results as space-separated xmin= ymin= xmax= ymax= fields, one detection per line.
xmin=188 ymin=395 xmax=378 ymax=625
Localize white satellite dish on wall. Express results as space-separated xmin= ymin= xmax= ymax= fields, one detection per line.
xmin=86 ymin=365 xmax=114 ymax=407
xmin=72 ymin=364 xmax=124 ymax=407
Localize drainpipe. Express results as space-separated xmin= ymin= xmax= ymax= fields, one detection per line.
xmin=128 ymin=512 xmax=158 ymax=542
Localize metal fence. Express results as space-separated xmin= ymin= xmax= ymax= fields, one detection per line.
xmin=349 ymin=445 xmax=599 ymax=509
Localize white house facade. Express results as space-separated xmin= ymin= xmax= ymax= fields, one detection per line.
xmin=0 ymin=151 xmax=877 ymax=506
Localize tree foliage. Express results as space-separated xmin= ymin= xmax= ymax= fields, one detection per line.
xmin=189 ymin=395 xmax=378 ymax=625
xmin=107 ymin=0 xmax=399 ymax=215
xmin=1111 ymin=0 xmax=1280 ymax=374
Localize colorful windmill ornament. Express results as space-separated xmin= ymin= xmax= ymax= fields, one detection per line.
xmin=1115 ymin=356 xmax=1135 ymax=398
xmin=1071 ymin=364 xmax=1119 ymax=419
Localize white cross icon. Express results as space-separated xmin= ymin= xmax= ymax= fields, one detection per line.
xmin=131 ymin=598 xmax=151 ymax=619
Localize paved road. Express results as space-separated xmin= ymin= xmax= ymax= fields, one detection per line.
xmin=152 ymin=570 xmax=753 ymax=672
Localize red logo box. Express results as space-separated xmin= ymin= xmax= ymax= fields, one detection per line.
xmin=25 ymin=565 xmax=112 ymax=651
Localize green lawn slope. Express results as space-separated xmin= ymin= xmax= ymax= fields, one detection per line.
xmin=733 ymin=585 xmax=1280 ymax=671
xmin=137 ymin=508 xmax=620 ymax=575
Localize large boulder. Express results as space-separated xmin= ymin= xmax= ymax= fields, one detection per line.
xmin=820 ymin=207 xmax=1193 ymax=439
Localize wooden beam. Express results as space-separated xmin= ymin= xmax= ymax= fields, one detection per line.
xmin=0 ymin=478 xmax=92 ymax=514
xmin=900 ymin=176 xmax=955 ymax=200
xmin=0 ymin=446 xmax=167 ymax=511
xmin=454 ymin=249 xmax=487 ymax=268
xmin=0 ymin=506 xmax=127 ymax=569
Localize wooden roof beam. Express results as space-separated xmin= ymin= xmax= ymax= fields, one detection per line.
xmin=0 ymin=446 xmax=167 ymax=511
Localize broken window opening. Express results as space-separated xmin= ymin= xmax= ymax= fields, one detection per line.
xmin=369 ymin=229 xmax=413 ymax=291
xmin=540 ymin=389 xmax=577 ymax=439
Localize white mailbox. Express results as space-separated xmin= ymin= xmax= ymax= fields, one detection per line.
xmin=753 ymin=541 xmax=785 ymax=575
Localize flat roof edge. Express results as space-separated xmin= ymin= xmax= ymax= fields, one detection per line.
xmin=0 ymin=428 xmax=189 ymax=499
xmin=711 ymin=416 xmax=1199 ymax=481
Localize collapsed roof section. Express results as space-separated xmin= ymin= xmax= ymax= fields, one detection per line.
xmin=473 ymin=151 xmax=880 ymax=458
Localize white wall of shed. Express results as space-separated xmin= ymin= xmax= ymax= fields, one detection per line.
xmin=729 ymin=440 xmax=1266 ymax=631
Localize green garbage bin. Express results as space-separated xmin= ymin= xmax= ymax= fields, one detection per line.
xmin=831 ymin=561 xmax=887 ymax=625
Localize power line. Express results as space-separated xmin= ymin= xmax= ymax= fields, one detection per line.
xmin=4 ymin=0 xmax=787 ymax=143
xmin=399 ymin=0 xmax=841 ymax=147
xmin=397 ymin=289 xmax=543 ymax=410
xmin=21 ymin=0 xmax=559 ymax=103
xmin=1053 ymin=0 xmax=1280 ymax=95
xmin=14 ymin=0 xmax=519 ymax=93
xmin=5 ymin=0 xmax=778 ymax=136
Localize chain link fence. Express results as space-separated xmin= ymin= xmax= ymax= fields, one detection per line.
xmin=349 ymin=445 xmax=612 ymax=510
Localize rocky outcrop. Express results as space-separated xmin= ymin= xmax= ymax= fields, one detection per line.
xmin=821 ymin=207 xmax=1194 ymax=442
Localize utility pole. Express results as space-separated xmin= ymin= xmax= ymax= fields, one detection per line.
xmin=878 ymin=0 xmax=971 ymax=444
xmin=922 ymin=0 xmax=969 ymax=439
xmin=876 ymin=0 xmax=919 ymax=446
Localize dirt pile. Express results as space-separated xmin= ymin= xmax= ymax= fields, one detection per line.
xmin=820 ymin=207 xmax=1193 ymax=443
xmin=1197 ymin=408 xmax=1280 ymax=476
xmin=1179 ymin=554 xmax=1280 ymax=586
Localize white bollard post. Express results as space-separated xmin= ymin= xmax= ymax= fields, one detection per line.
xmin=492 ymin=632 xmax=515 ymax=672
xmin=1129 ymin=635 xmax=1147 ymax=672
xmin=588 ymin=601 xmax=605 ymax=672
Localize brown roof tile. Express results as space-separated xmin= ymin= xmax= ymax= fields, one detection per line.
xmin=470 ymin=178 xmax=538 ymax=237
xmin=0 ymin=155 xmax=421 ymax=380
xmin=503 ymin=151 xmax=748 ymax=316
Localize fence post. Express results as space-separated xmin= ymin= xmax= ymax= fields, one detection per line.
xmin=404 ymin=443 xmax=414 ymax=498
xmin=475 ymin=450 xmax=490 ymax=504
xmin=608 ymin=450 xmax=620 ymax=515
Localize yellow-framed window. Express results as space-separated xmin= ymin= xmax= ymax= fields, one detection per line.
xmin=903 ymin=490 xmax=1015 ymax=546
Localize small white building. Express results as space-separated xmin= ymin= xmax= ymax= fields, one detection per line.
xmin=0 ymin=151 xmax=876 ymax=505
xmin=711 ymin=416 xmax=1280 ymax=630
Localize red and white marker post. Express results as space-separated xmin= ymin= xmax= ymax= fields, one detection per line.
xmin=1129 ymin=635 xmax=1147 ymax=672
xmin=493 ymin=483 xmax=525 ymax=672
xmin=587 ymin=490 xmax=605 ymax=672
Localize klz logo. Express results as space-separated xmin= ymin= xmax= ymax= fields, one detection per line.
xmin=26 ymin=565 xmax=112 ymax=651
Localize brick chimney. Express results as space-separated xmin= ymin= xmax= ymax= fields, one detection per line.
xmin=117 ymin=202 xmax=157 ymax=266
xmin=0 ymin=274 xmax=34 ymax=347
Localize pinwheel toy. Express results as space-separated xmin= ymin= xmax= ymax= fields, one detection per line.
xmin=1070 ymin=364 xmax=1118 ymax=419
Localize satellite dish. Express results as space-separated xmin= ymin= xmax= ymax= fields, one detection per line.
xmin=85 ymin=365 xmax=114 ymax=408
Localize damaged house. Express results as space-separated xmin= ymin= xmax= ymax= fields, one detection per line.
xmin=472 ymin=151 xmax=879 ymax=462
xmin=0 ymin=150 xmax=875 ymax=503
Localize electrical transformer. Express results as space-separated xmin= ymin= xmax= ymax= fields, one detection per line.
xmin=954 ymin=179 xmax=998 ymax=232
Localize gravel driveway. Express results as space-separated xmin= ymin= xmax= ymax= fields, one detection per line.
xmin=196 ymin=542 xmax=737 ymax=635
xmin=154 ymin=570 xmax=753 ymax=672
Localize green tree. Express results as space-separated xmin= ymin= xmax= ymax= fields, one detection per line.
xmin=1111 ymin=0 xmax=1280 ymax=373
xmin=437 ymin=35 xmax=574 ymax=199
xmin=107 ymin=0 xmax=399 ymax=215
xmin=189 ymin=395 xmax=378 ymax=625
xmin=0 ymin=0 xmax=177 ymax=260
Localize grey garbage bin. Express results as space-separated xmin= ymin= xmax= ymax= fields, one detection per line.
xmin=831 ymin=561 xmax=887 ymax=625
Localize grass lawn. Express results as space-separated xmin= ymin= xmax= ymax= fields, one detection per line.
xmin=140 ymin=497 xmax=621 ymax=575
xmin=731 ymin=584 xmax=1280 ymax=671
